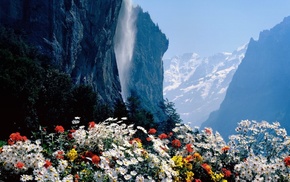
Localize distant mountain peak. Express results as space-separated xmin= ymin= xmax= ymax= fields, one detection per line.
xmin=163 ymin=44 xmax=248 ymax=127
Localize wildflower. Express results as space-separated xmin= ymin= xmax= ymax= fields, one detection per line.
xmin=54 ymin=125 xmax=64 ymax=133
xmin=148 ymin=128 xmax=157 ymax=134
xmin=44 ymin=160 xmax=52 ymax=168
xmin=172 ymin=155 xmax=183 ymax=167
xmin=186 ymin=143 xmax=193 ymax=153
xmin=222 ymin=168 xmax=232 ymax=178
xmin=222 ymin=146 xmax=230 ymax=152
xmin=186 ymin=171 xmax=194 ymax=181
xmin=211 ymin=172 xmax=224 ymax=182
xmin=158 ymin=133 xmax=168 ymax=139
xmin=184 ymin=155 xmax=194 ymax=162
xmin=88 ymin=121 xmax=96 ymax=128
xmin=130 ymin=138 xmax=142 ymax=148
xmin=172 ymin=139 xmax=181 ymax=148
xmin=284 ymin=156 xmax=290 ymax=167
xmin=54 ymin=150 xmax=65 ymax=159
xmin=146 ymin=137 xmax=152 ymax=142
xmin=15 ymin=161 xmax=25 ymax=169
xmin=193 ymin=152 xmax=203 ymax=161
xmin=8 ymin=132 xmax=27 ymax=145
xmin=201 ymin=163 xmax=212 ymax=174
xmin=68 ymin=129 xmax=76 ymax=139
xmin=204 ymin=127 xmax=212 ymax=135
xmin=92 ymin=155 xmax=100 ymax=165
xmin=20 ymin=174 xmax=33 ymax=181
xmin=67 ymin=148 xmax=78 ymax=161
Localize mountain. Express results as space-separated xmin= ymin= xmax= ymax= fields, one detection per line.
xmin=163 ymin=45 xmax=247 ymax=127
xmin=0 ymin=0 xmax=168 ymax=135
xmin=202 ymin=16 xmax=290 ymax=139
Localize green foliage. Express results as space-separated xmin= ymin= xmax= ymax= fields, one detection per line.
xmin=160 ymin=98 xmax=182 ymax=133
xmin=70 ymin=84 xmax=97 ymax=124
xmin=126 ymin=96 xmax=157 ymax=130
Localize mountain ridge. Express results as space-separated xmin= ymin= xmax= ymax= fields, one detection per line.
xmin=163 ymin=44 xmax=247 ymax=127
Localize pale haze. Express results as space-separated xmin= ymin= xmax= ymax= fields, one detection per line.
xmin=133 ymin=0 xmax=290 ymax=58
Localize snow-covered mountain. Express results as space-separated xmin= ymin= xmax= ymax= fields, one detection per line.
xmin=163 ymin=44 xmax=247 ymax=127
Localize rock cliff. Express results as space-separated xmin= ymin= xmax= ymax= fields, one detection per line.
xmin=0 ymin=0 xmax=168 ymax=124
xmin=0 ymin=0 xmax=123 ymax=105
xmin=129 ymin=7 xmax=169 ymax=122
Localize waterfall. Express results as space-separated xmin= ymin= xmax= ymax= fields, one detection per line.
xmin=114 ymin=0 xmax=137 ymax=101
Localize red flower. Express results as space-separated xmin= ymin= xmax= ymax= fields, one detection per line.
xmin=55 ymin=150 xmax=65 ymax=159
xmin=148 ymin=128 xmax=157 ymax=134
xmin=146 ymin=137 xmax=152 ymax=142
xmin=172 ymin=139 xmax=181 ymax=148
xmin=222 ymin=168 xmax=232 ymax=178
xmin=54 ymin=125 xmax=64 ymax=133
xmin=92 ymin=155 xmax=100 ymax=165
xmin=88 ymin=121 xmax=96 ymax=128
xmin=68 ymin=129 xmax=76 ymax=139
xmin=284 ymin=156 xmax=290 ymax=166
xmin=74 ymin=174 xmax=80 ymax=182
xmin=195 ymin=179 xmax=202 ymax=182
xmin=15 ymin=161 xmax=25 ymax=169
xmin=158 ymin=133 xmax=168 ymax=139
xmin=44 ymin=160 xmax=52 ymax=168
xmin=186 ymin=143 xmax=193 ymax=153
xmin=8 ymin=132 xmax=27 ymax=145
xmin=204 ymin=128 xmax=212 ymax=135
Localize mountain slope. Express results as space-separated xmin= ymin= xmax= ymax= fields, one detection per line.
xmin=163 ymin=45 xmax=247 ymax=127
xmin=201 ymin=16 xmax=290 ymax=139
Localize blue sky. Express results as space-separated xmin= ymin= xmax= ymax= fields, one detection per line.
xmin=133 ymin=0 xmax=290 ymax=59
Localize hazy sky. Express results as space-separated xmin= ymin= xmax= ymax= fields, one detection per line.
xmin=133 ymin=0 xmax=290 ymax=59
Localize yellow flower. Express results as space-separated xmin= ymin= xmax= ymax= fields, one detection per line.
xmin=185 ymin=171 xmax=194 ymax=181
xmin=185 ymin=162 xmax=193 ymax=170
xmin=211 ymin=172 xmax=224 ymax=182
xmin=67 ymin=148 xmax=78 ymax=161
xmin=172 ymin=155 xmax=183 ymax=168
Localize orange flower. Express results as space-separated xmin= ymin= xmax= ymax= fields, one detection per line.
xmin=92 ymin=155 xmax=100 ymax=165
xmin=15 ymin=161 xmax=25 ymax=169
xmin=186 ymin=143 xmax=194 ymax=153
xmin=184 ymin=155 xmax=194 ymax=162
xmin=201 ymin=163 xmax=212 ymax=174
xmin=193 ymin=152 xmax=203 ymax=161
xmin=172 ymin=139 xmax=181 ymax=148
xmin=54 ymin=125 xmax=64 ymax=133
xmin=222 ymin=168 xmax=232 ymax=178
xmin=148 ymin=128 xmax=157 ymax=134
xmin=284 ymin=156 xmax=290 ymax=167
xmin=158 ymin=133 xmax=168 ymax=139
xmin=44 ymin=160 xmax=52 ymax=168
xmin=222 ymin=146 xmax=230 ymax=152
xmin=88 ymin=121 xmax=96 ymax=128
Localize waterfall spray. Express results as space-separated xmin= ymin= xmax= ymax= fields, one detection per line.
xmin=114 ymin=0 xmax=137 ymax=101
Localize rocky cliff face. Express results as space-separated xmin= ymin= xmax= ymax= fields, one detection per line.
xmin=129 ymin=7 xmax=169 ymax=122
xmin=202 ymin=16 xmax=290 ymax=139
xmin=0 ymin=0 xmax=123 ymax=105
xmin=0 ymin=0 xmax=168 ymax=123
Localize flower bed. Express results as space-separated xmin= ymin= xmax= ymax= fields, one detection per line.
xmin=0 ymin=118 xmax=290 ymax=181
